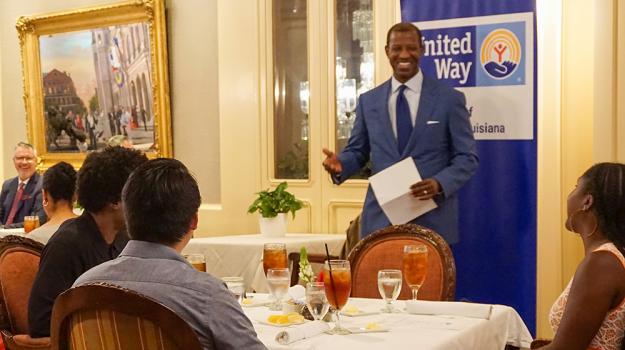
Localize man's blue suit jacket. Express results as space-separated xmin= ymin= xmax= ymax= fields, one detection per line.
xmin=0 ymin=172 xmax=46 ymax=228
xmin=336 ymin=76 xmax=478 ymax=244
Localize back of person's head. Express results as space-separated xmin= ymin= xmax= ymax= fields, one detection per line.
xmin=77 ymin=146 xmax=148 ymax=213
xmin=43 ymin=161 xmax=77 ymax=203
xmin=581 ymin=162 xmax=625 ymax=248
xmin=122 ymin=158 xmax=201 ymax=245
xmin=386 ymin=22 xmax=422 ymax=45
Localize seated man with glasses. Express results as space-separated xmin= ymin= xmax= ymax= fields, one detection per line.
xmin=0 ymin=142 xmax=46 ymax=228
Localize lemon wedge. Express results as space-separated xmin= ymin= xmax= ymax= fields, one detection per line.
xmin=241 ymin=298 xmax=253 ymax=305
xmin=287 ymin=313 xmax=304 ymax=323
xmin=344 ymin=305 xmax=360 ymax=314
xmin=365 ymin=322 xmax=380 ymax=330
xmin=267 ymin=315 xmax=289 ymax=324
xmin=267 ymin=313 xmax=304 ymax=325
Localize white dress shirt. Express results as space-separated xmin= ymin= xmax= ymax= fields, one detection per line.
xmin=388 ymin=70 xmax=423 ymax=138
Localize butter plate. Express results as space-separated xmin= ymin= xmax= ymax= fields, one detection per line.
xmin=241 ymin=298 xmax=271 ymax=308
xmin=340 ymin=307 xmax=379 ymax=317
xmin=345 ymin=326 xmax=390 ymax=334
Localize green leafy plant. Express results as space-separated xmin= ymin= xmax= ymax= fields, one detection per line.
xmin=247 ymin=182 xmax=303 ymax=218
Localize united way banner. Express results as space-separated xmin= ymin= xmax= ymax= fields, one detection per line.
xmin=401 ymin=0 xmax=537 ymax=333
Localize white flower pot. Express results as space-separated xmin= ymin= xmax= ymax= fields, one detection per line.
xmin=259 ymin=213 xmax=287 ymax=237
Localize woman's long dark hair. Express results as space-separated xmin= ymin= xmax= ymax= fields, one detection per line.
xmin=582 ymin=163 xmax=625 ymax=250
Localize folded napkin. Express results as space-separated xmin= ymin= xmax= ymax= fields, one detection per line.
xmin=275 ymin=321 xmax=330 ymax=345
xmin=288 ymin=285 xmax=305 ymax=301
xmin=405 ymin=300 xmax=492 ymax=319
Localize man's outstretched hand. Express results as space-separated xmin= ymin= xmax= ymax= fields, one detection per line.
xmin=322 ymin=148 xmax=343 ymax=175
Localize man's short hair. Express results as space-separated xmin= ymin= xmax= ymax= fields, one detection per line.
xmin=386 ymin=22 xmax=423 ymax=45
xmin=14 ymin=141 xmax=36 ymax=157
xmin=77 ymin=146 xmax=148 ymax=213
xmin=122 ymin=158 xmax=201 ymax=245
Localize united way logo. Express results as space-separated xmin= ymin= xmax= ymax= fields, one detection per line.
xmin=480 ymin=29 xmax=521 ymax=79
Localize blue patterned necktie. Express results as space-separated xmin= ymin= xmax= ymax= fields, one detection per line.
xmin=396 ymin=85 xmax=412 ymax=153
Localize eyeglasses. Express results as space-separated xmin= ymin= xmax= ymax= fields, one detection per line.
xmin=14 ymin=156 xmax=35 ymax=163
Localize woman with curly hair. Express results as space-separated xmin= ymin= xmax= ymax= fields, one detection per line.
xmin=28 ymin=146 xmax=148 ymax=338
xmin=28 ymin=161 xmax=77 ymax=244
xmin=544 ymin=163 xmax=625 ymax=350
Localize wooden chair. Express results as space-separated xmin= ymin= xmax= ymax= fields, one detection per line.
xmin=50 ymin=283 xmax=201 ymax=350
xmin=347 ymin=224 xmax=456 ymax=301
xmin=288 ymin=252 xmax=337 ymax=286
xmin=0 ymin=235 xmax=50 ymax=350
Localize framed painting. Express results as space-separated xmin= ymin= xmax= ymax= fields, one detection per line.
xmin=16 ymin=0 xmax=172 ymax=170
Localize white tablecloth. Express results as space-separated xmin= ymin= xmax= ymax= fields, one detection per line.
xmin=245 ymin=297 xmax=533 ymax=350
xmin=0 ymin=228 xmax=26 ymax=238
xmin=182 ymin=234 xmax=345 ymax=292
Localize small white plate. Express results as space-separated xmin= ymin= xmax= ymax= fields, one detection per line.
xmin=340 ymin=308 xmax=379 ymax=317
xmin=346 ymin=326 xmax=390 ymax=334
xmin=257 ymin=319 xmax=306 ymax=327
xmin=240 ymin=298 xmax=271 ymax=308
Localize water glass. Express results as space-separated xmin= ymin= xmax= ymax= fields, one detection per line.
xmin=266 ymin=268 xmax=290 ymax=311
xmin=305 ymin=282 xmax=329 ymax=321
xmin=377 ymin=269 xmax=402 ymax=313
xmin=403 ymin=244 xmax=428 ymax=300
xmin=184 ymin=254 xmax=206 ymax=272
xmin=223 ymin=276 xmax=245 ymax=303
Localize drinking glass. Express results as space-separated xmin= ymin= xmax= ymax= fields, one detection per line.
xmin=23 ymin=216 xmax=40 ymax=233
xmin=184 ymin=254 xmax=206 ymax=272
xmin=377 ymin=269 xmax=402 ymax=313
xmin=305 ymin=282 xmax=329 ymax=321
xmin=223 ymin=276 xmax=245 ymax=303
xmin=324 ymin=260 xmax=351 ymax=335
xmin=266 ymin=268 xmax=290 ymax=311
xmin=403 ymin=244 xmax=428 ymax=300
xmin=263 ymin=243 xmax=287 ymax=275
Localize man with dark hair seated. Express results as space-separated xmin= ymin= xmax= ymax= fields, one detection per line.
xmin=74 ymin=158 xmax=266 ymax=349
xmin=28 ymin=146 xmax=148 ymax=338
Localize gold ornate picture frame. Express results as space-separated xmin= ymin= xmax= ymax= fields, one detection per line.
xmin=16 ymin=0 xmax=172 ymax=170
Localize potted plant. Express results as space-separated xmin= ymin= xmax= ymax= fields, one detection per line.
xmin=248 ymin=182 xmax=303 ymax=236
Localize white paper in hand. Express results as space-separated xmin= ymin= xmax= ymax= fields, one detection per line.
xmin=369 ymin=158 xmax=437 ymax=225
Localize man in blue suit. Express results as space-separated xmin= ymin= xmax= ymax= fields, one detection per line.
xmin=323 ymin=23 xmax=478 ymax=244
xmin=0 ymin=142 xmax=46 ymax=228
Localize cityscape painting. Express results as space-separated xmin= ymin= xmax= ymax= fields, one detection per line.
xmin=17 ymin=0 xmax=171 ymax=170
xmin=40 ymin=24 xmax=154 ymax=153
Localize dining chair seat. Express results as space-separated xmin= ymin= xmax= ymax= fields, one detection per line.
xmin=50 ymin=282 xmax=202 ymax=350
xmin=347 ymin=224 xmax=456 ymax=301
xmin=0 ymin=235 xmax=50 ymax=350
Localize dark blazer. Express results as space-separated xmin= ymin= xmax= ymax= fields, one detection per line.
xmin=335 ymin=76 xmax=479 ymax=244
xmin=0 ymin=172 xmax=46 ymax=228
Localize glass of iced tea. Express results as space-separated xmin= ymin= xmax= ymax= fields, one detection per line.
xmin=185 ymin=254 xmax=206 ymax=272
xmin=323 ymin=259 xmax=351 ymax=335
xmin=262 ymin=243 xmax=287 ymax=275
xmin=403 ymin=244 xmax=428 ymax=300
xmin=23 ymin=216 xmax=40 ymax=233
